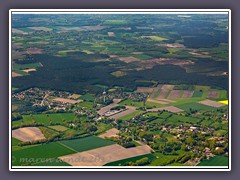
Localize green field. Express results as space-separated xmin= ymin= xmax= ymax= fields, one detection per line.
xmin=13 ymin=62 xmax=42 ymax=70
xmin=176 ymin=102 xmax=215 ymax=111
xmin=148 ymin=153 xmax=178 ymax=166
xmin=59 ymin=136 xmax=115 ymax=152
xmin=197 ymin=156 xmax=228 ymax=166
xmin=104 ymin=154 xmax=154 ymax=166
xmin=119 ymin=99 xmax=144 ymax=108
xmin=12 ymin=137 xmax=21 ymax=146
xmin=12 ymin=142 xmax=75 ymax=166
xmin=12 ymin=113 xmax=75 ymax=127
xmin=119 ymin=110 xmax=143 ymax=121
xmin=48 ymin=125 xmax=69 ymax=132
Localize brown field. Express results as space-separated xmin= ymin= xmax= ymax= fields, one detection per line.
xmin=68 ymin=94 xmax=81 ymax=99
xmin=167 ymin=90 xmax=183 ymax=99
xmin=155 ymin=98 xmax=175 ymax=103
xmin=147 ymin=98 xmax=169 ymax=105
xmin=27 ymin=48 xmax=43 ymax=54
xmin=131 ymin=52 xmax=143 ymax=55
xmin=161 ymin=84 xmax=175 ymax=90
xmin=99 ymin=128 xmax=120 ymax=138
xmin=182 ymin=90 xmax=194 ymax=98
xmin=97 ymin=99 xmax=122 ymax=116
xmin=12 ymin=127 xmax=46 ymax=142
xmin=22 ymin=68 xmax=36 ymax=73
xmin=12 ymin=72 xmax=23 ymax=77
xmin=28 ymin=27 xmax=52 ymax=31
xmin=53 ymin=97 xmax=82 ymax=104
xmin=198 ymin=99 xmax=225 ymax=108
xmin=59 ymin=144 xmax=152 ymax=166
xmin=119 ymin=56 xmax=141 ymax=63
xmin=207 ymin=91 xmax=219 ymax=98
xmin=109 ymin=106 xmax=136 ymax=119
xmin=12 ymin=28 xmax=28 ymax=35
xmin=157 ymin=89 xmax=169 ymax=99
xmin=147 ymin=106 xmax=184 ymax=113
xmin=157 ymin=43 xmax=185 ymax=48
xmin=136 ymin=87 xmax=154 ymax=93
xmin=60 ymin=25 xmax=107 ymax=32
xmin=108 ymin=32 xmax=115 ymax=37
xmin=149 ymin=88 xmax=158 ymax=98
xmin=109 ymin=54 xmax=119 ymax=58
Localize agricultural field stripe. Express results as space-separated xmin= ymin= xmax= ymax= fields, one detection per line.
xmin=57 ymin=142 xmax=78 ymax=153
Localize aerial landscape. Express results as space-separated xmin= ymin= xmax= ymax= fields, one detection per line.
xmin=11 ymin=12 xmax=229 ymax=168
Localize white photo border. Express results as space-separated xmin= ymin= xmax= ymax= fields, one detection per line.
xmin=9 ymin=9 xmax=231 ymax=171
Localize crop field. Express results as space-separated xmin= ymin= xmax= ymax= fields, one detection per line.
xmin=12 ymin=113 xmax=76 ymax=127
xmin=13 ymin=62 xmax=42 ymax=70
xmin=147 ymin=106 xmax=184 ymax=113
xmin=104 ymin=154 xmax=155 ymax=166
xmin=12 ymin=127 xmax=46 ymax=142
xmin=198 ymin=99 xmax=226 ymax=108
xmin=59 ymin=144 xmax=152 ymax=166
xmin=53 ymin=97 xmax=81 ymax=104
xmin=48 ymin=125 xmax=69 ymax=132
xmin=148 ymin=153 xmax=179 ymax=166
xmin=197 ymin=156 xmax=228 ymax=166
xmin=110 ymin=107 xmax=137 ymax=119
xmin=12 ymin=142 xmax=76 ymax=166
xmin=59 ymin=136 xmax=115 ymax=152
xmin=168 ymin=114 xmax=200 ymax=123
xmin=176 ymin=102 xmax=215 ymax=111
xmin=99 ymin=128 xmax=119 ymax=138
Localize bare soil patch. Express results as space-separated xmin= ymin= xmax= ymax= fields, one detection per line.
xmin=136 ymin=87 xmax=154 ymax=93
xmin=119 ymin=56 xmax=141 ymax=63
xmin=108 ymin=32 xmax=115 ymax=37
xmin=53 ymin=97 xmax=82 ymax=104
xmin=99 ymin=128 xmax=120 ymax=138
xmin=198 ymin=99 xmax=225 ymax=108
xmin=27 ymin=48 xmax=43 ymax=54
xmin=182 ymin=90 xmax=194 ymax=98
xmin=12 ymin=28 xmax=28 ymax=35
xmin=157 ymin=43 xmax=185 ymax=48
xmin=59 ymin=144 xmax=152 ymax=166
xmin=28 ymin=27 xmax=52 ymax=31
xmin=12 ymin=72 xmax=23 ymax=77
xmin=157 ymin=89 xmax=169 ymax=99
xmin=22 ymin=68 xmax=37 ymax=73
xmin=147 ymin=98 xmax=169 ymax=105
xmin=68 ymin=94 xmax=81 ymax=99
xmin=167 ymin=90 xmax=182 ymax=99
xmin=12 ymin=127 xmax=46 ymax=142
xmin=108 ymin=106 xmax=136 ymax=119
xmin=147 ymin=106 xmax=184 ymax=113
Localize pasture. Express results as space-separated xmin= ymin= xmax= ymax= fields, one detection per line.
xmin=59 ymin=136 xmax=115 ymax=152
xmin=197 ymin=156 xmax=228 ymax=166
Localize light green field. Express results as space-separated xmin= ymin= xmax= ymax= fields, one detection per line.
xmin=13 ymin=62 xmax=42 ymax=70
xmin=48 ymin=125 xmax=69 ymax=132
xmin=119 ymin=110 xmax=143 ymax=121
xmin=197 ymin=156 xmax=228 ymax=166
xmin=148 ymin=153 xmax=177 ymax=166
xmin=141 ymin=36 xmax=168 ymax=41
xmin=12 ymin=113 xmax=76 ymax=127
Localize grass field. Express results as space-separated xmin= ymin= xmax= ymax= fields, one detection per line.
xmin=192 ymin=91 xmax=203 ymax=97
xmin=197 ymin=156 xmax=228 ymax=166
xmin=12 ymin=137 xmax=21 ymax=146
xmin=176 ymin=102 xmax=215 ymax=111
xmin=148 ymin=153 xmax=177 ymax=166
xmin=119 ymin=110 xmax=143 ymax=121
xmin=13 ymin=62 xmax=42 ymax=70
xmin=59 ymin=136 xmax=115 ymax=152
xmin=12 ymin=142 xmax=75 ymax=166
xmin=12 ymin=113 xmax=75 ymax=127
xmin=141 ymin=36 xmax=168 ymax=41
xmin=119 ymin=99 xmax=144 ymax=108
xmin=48 ymin=125 xmax=69 ymax=132
xmin=104 ymin=154 xmax=154 ymax=166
